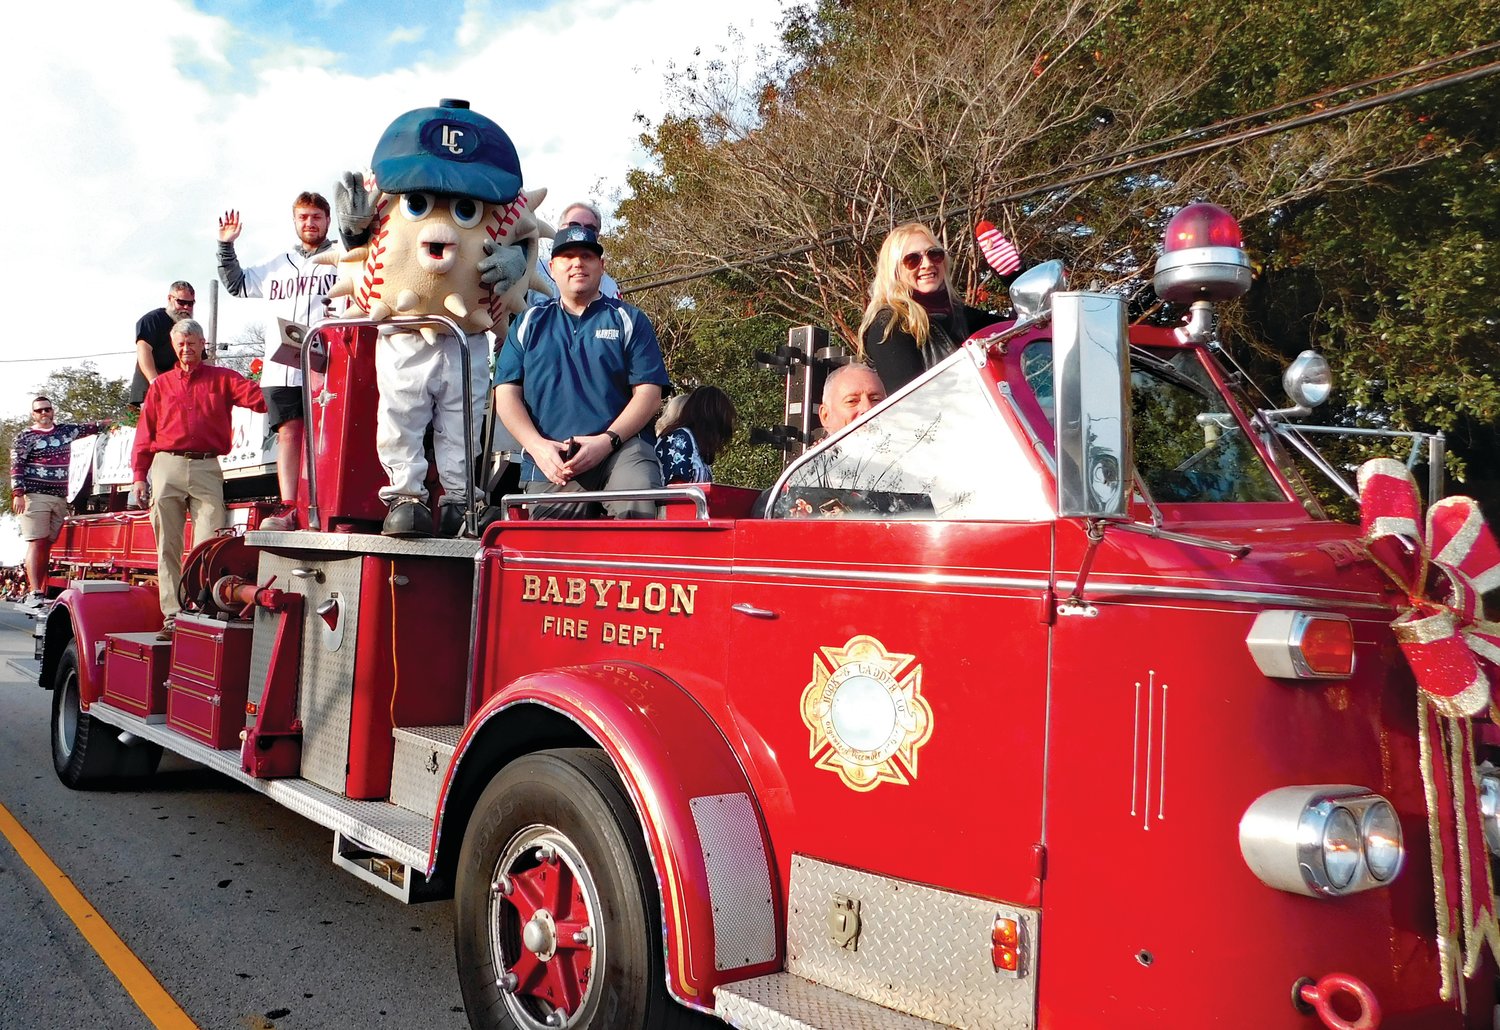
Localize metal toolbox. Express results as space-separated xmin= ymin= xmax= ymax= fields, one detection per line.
xmin=102 ymin=632 xmax=173 ymax=722
xmin=389 ymin=726 xmax=461 ymax=819
xmin=166 ymin=615 xmax=253 ymax=750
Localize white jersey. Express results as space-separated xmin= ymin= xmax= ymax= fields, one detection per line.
xmin=219 ymin=242 xmax=339 ymax=388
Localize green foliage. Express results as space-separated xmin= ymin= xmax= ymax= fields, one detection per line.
xmin=658 ymin=314 xmax=792 ymax=489
xmin=614 ymin=0 xmax=1500 ymax=517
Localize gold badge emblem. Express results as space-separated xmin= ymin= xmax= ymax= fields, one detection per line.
xmin=801 ymin=635 xmax=933 ymax=791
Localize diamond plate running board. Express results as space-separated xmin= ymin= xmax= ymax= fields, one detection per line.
xmin=90 ymin=701 xmax=434 ymax=875
xmin=715 ymin=973 xmax=947 ymax=1029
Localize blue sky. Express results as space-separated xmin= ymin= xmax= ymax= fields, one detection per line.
xmin=0 ymin=0 xmax=786 ymax=413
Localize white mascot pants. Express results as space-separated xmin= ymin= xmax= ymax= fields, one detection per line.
xmin=374 ymin=328 xmax=489 ymax=504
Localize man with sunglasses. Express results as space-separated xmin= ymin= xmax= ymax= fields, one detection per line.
xmin=129 ymin=281 xmax=197 ymax=409
xmin=531 ymin=202 xmax=619 ymax=302
xmin=9 ymin=397 xmax=111 ymax=607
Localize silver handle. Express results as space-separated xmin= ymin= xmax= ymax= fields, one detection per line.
xmin=291 ymin=567 xmax=324 ymax=582
xmin=732 ymin=603 xmax=777 ymax=620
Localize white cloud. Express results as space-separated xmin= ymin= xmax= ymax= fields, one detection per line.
xmin=0 ymin=0 xmax=783 ymax=415
xmin=385 ymin=25 xmax=427 ymax=47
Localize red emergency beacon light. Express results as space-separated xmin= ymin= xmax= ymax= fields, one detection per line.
xmin=1153 ymin=201 xmax=1252 ymax=303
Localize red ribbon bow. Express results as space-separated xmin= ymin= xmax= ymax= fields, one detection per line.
xmin=1358 ymin=457 xmax=1500 ymax=1002
xmin=1359 ymin=459 xmax=1500 ymax=718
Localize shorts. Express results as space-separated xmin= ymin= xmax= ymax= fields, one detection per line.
xmin=264 ymin=386 xmax=305 ymax=432
xmin=19 ymin=493 xmax=69 ymax=542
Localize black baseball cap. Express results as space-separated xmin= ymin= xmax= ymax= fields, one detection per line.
xmin=551 ymin=224 xmax=604 ymax=257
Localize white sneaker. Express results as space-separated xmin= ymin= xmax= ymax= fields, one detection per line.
xmin=23 ymin=592 xmax=46 ymax=609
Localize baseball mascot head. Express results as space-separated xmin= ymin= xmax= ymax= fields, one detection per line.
xmin=325 ymin=98 xmax=551 ymax=342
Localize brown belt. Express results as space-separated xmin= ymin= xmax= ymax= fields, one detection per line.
xmin=164 ymin=450 xmax=216 ymax=460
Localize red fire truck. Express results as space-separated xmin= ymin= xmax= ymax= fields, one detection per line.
xmin=33 ymin=204 xmax=1499 ymax=1029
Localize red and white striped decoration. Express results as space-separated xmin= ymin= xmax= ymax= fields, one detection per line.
xmin=975 ymin=220 xmax=1021 ymax=276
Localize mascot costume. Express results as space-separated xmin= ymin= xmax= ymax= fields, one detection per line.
xmin=325 ymin=98 xmax=550 ymax=537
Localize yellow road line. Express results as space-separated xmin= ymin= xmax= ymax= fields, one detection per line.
xmin=0 ymin=800 xmax=197 ymax=1029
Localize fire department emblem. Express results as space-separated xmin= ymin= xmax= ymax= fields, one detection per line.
xmin=801 ymin=635 xmax=933 ymax=792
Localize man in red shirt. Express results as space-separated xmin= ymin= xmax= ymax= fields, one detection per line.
xmin=131 ymin=319 xmax=266 ymax=637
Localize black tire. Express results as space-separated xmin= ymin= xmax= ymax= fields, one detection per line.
xmin=455 ymin=748 xmax=691 ymax=1030
xmin=51 ymin=641 xmax=162 ymax=788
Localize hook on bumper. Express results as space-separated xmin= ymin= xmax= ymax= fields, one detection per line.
xmin=1294 ymin=973 xmax=1381 ymax=1029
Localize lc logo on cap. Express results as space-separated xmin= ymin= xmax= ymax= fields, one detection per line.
xmin=434 ymin=123 xmax=477 ymax=158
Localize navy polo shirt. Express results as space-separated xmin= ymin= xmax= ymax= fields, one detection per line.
xmin=495 ymin=295 xmax=671 ymax=481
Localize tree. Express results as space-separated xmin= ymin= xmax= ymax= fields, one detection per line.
xmin=610 ymin=0 xmax=1499 ymax=500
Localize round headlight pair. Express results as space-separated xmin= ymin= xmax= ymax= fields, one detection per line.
xmin=1240 ymin=787 xmax=1404 ymax=898
xmin=1319 ymin=800 xmax=1401 ymax=889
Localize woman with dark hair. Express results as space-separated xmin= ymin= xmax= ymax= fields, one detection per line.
xmin=655 ymin=386 xmax=737 ymax=484
xmin=857 ymin=222 xmax=1001 ymax=392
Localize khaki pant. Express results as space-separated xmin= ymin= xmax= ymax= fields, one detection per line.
xmin=149 ymin=453 xmax=227 ymax=619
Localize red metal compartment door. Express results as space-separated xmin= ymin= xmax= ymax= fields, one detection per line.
xmin=727 ymin=519 xmax=1052 ymax=904
xmin=1038 ymin=540 xmax=1476 ymax=1027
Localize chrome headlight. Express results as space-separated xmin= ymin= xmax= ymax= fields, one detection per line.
xmin=1361 ymin=801 xmax=1403 ymax=882
xmin=1239 ymin=786 xmax=1405 ymax=897
xmin=1479 ymin=769 xmax=1500 ymax=856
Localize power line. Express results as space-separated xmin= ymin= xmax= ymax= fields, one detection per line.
xmin=0 ymin=352 xmax=133 ymax=364
xmin=616 ymin=48 xmax=1500 ymax=295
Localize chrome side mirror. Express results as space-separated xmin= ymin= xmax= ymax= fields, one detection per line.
xmin=1009 ymin=260 xmax=1068 ymax=323
xmin=1054 ymin=292 xmax=1132 ymax=519
xmin=1283 ymin=351 xmax=1333 ymax=410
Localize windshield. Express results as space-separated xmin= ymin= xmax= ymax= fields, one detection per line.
xmin=1021 ymin=341 xmax=1286 ymax=504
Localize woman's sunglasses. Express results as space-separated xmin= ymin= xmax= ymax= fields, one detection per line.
xmin=901 ymin=247 xmax=947 ymax=270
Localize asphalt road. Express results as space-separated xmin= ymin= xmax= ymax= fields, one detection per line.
xmin=0 ymin=605 xmax=470 ymax=1030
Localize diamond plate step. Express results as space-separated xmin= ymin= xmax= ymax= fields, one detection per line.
xmin=715 ymin=973 xmax=947 ymax=1029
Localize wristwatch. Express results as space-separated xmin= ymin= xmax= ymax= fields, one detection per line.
xmin=605 ymin=430 xmax=623 ymax=452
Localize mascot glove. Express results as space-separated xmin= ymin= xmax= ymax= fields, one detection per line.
xmin=478 ymin=240 xmax=528 ymax=292
xmin=336 ymin=170 xmax=375 ymax=241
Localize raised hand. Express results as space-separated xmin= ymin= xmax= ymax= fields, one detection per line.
xmin=335 ymin=171 xmax=375 ymax=243
xmin=218 ymin=210 xmax=243 ymax=244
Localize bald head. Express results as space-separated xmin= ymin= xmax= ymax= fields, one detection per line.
xmin=819 ymin=363 xmax=886 ymax=433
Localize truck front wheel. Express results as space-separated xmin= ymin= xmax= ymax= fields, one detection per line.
xmin=51 ymin=640 xmax=161 ymax=788
xmin=454 ymin=748 xmax=687 ymax=1030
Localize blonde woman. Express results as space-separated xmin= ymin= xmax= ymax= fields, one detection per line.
xmin=857 ymin=222 xmax=999 ymax=392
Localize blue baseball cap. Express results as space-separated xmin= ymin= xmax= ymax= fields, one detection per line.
xmin=371 ymin=99 xmax=522 ymax=205
xmin=551 ymin=224 xmax=604 ymax=257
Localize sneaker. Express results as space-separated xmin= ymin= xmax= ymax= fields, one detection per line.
xmin=259 ymin=505 xmax=300 ymax=532
xmin=23 ymin=592 xmax=46 ymax=610
xmin=155 ymin=618 xmax=176 ymax=641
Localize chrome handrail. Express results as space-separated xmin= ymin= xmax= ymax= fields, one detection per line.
xmin=499 ymin=486 xmax=707 ymax=520
xmin=299 ymin=314 xmax=477 ymax=534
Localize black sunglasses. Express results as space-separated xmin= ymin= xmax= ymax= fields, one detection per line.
xmin=901 ymin=247 xmax=947 ymax=270
xmin=33 ymin=407 xmax=53 ymax=414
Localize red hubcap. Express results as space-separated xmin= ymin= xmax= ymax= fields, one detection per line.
xmin=502 ymin=849 xmax=594 ymax=1018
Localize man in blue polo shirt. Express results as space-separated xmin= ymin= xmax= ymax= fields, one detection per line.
xmin=494 ymin=224 xmax=669 ymax=518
